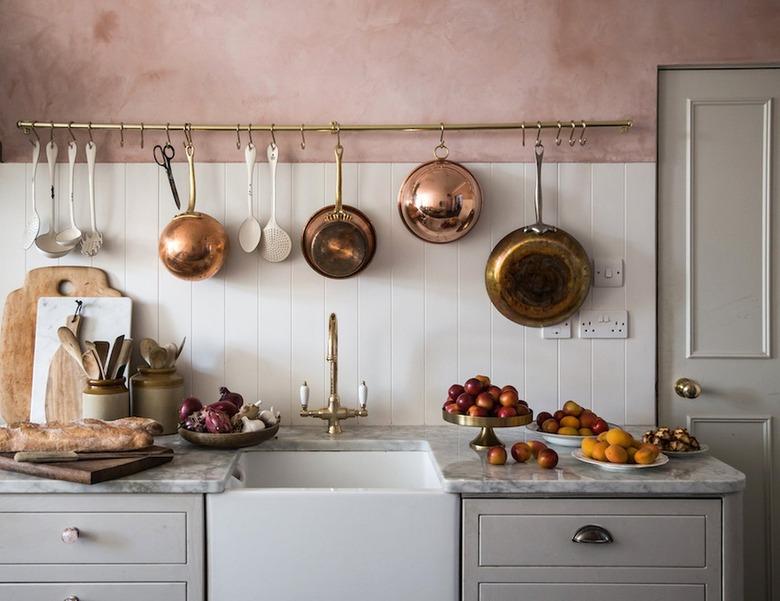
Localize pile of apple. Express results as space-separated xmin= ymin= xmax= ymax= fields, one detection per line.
xmin=442 ymin=375 xmax=531 ymax=419
xmin=485 ymin=440 xmax=559 ymax=469
xmin=534 ymin=400 xmax=608 ymax=437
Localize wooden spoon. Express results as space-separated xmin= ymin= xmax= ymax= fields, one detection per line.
xmin=139 ymin=338 xmax=158 ymax=366
xmin=81 ymin=348 xmax=102 ymax=380
xmin=57 ymin=326 xmax=86 ymax=376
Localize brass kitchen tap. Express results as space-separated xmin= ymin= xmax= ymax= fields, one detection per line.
xmin=299 ymin=313 xmax=367 ymax=434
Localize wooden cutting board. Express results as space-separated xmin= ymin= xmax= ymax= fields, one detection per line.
xmin=0 ymin=267 xmax=121 ymax=424
xmin=0 ymin=446 xmax=173 ymax=484
xmin=44 ymin=314 xmax=87 ymax=423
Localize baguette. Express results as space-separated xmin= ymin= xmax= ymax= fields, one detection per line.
xmin=0 ymin=418 xmax=163 ymax=453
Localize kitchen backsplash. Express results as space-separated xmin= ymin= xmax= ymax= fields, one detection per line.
xmin=0 ymin=161 xmax=655 ymax=426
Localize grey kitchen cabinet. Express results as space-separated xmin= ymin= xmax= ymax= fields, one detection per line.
xmin=463 ymin=498 xmax=734 ymax=601
xmin=0 ymin=494 xmax=203 ymax=601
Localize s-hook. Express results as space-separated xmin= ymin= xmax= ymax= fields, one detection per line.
xmin=67 ymin=122 xmax=76 ymax=143
xmin=235 ymin=124 xmax=241 ymax=150
xmin=270 ymin=123 xmax=277 ymax=149
xmin=140 ymin=123 xmax=144 ymax=149
xmin=119 ymin=122 xmax=125 ymax=147
xmin=579 ymin=121 xmax=587 ymax=145
xmin=434 ymin=122 xmax=448 ymax=160
xmin=568 ymin=121 xmax=577 ymax=147
xmin=300 ymin=124 xmax=306 ymax=150
xmin=246 ymin=123 xmax=254 ymax=147
xmin=555 ymin=121 xmax=562 ymax=146
xmin=535 ymin=121 xmax=542 ymax=146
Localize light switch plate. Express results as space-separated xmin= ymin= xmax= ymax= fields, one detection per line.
xmin=579 ymin=310 xmax=628 ymax=339
xmin=542 ymin=318 xmax=572 ymax=339
xmin=593 ymin=258 xmax=624 ymax=287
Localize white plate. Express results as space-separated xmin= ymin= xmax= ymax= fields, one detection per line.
xmin=662 ymin=444 xmax=710 ymax=458
xmin=571 ymin=449 xmax=669 ymax=472
xmin=526 ymin=421 xmax=617 ymax=447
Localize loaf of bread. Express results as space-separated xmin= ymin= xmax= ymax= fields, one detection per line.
xmin=0 ymin=417 xmax=163 ymax=452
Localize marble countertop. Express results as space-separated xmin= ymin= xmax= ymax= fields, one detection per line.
xmin=0 ymin=425 xmax=745 ymax=495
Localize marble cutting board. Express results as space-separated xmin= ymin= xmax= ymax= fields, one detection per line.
xmin=30 ymin=297 xmax=132 ymax=423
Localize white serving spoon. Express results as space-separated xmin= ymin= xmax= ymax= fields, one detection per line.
xmin=238 ymin=142 xmax=261 ymax=252
xmin=35 ymin=140 xmax=75 ymax=258
xmin=260 ymin=143 xmax=292 ymax=262
xmin=22 ymin=139 xmax=41 ymax=249
xmin=55 ymin=141 xmax=82 ymax=246
xmin=80 ymin=140 xmax=103 ymax=256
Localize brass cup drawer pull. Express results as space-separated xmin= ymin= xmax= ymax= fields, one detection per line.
xmin=64 ymin=596 xmax=80 ymax=601
xmin=572 ymin=524 xmax=613 ymax=544
xmin=61 ymin=527 xmax=80 ymax=544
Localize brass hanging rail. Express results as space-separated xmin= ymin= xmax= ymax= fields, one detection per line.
xmin=17 ymin=119 xmax=632 ymax=135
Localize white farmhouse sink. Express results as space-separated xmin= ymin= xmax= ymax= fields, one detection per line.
xmin=207 ymin=450 xmax=459 ymax=601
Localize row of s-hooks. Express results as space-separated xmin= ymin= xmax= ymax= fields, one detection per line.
xmin=234 ymin=123 xmax=307 ymax=151
xmin=519 ymin=120 xmax=589 ymax=147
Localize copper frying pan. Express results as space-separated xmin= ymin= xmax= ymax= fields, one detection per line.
xmin=302 ymin=144 xmax=376 ymax=278
xmin=485 ymin=143 xmax=591 ymax=327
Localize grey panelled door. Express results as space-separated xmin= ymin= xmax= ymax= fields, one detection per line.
xmin=658 ymin=67 xmax=780 ymax=601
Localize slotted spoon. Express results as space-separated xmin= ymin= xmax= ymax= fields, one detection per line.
xmin=260 ymin=143 xmax=292 ymax=262
xmin=22 ymin=139 xmax=41 ymax=250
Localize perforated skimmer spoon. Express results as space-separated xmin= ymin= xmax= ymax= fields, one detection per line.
xmin=22 ymin=139 xmax=40 ymax=250
xmin=260 ymin=143 xmax=291 ymax=262
xmin=238 ymin=142 xmax=261 ymax=253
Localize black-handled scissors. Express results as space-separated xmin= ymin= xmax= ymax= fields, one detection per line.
xmin=153 ymin=143 xmax=181 ymax=210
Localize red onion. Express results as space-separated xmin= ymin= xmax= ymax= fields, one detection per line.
xmin=183 ymin=410 xmax=207 ymax=432
xmin=179 ymin=397 xmax=203 ymax=422
xmin=218 ymin=386 xmax=244 ymax=408
xmin=206 ymin=400 xmax=239 ymax=416
xmin=204 ymin=409 xmax=233 ymax=434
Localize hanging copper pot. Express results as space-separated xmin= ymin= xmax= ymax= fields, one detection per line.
xmin=397 ymin=135 xmax=482 ymax=243
xmin=158 ymin=133 xmax=229 ymax=281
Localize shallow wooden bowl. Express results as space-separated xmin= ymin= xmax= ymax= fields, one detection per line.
xmin=178 ymin=422 xmax=279 ymax=449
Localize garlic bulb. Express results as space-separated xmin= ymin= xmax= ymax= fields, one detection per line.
xmin=258 ymin=406 xmax=279 ymax=426
xmin=241 ymin=416 xmax=266 ymax=432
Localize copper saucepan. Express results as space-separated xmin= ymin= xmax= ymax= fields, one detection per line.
xmin=302 ymin=143 xmax=376 ymax=278
xmin=158 ymin=131 xmax=229 ymax=281
xmin=485 ymin=143 xmax=591 ymax=327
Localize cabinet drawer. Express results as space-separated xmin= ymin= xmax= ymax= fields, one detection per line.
xmin=468 ymin=498 xmax=720 ymax=569
xmin=0 ymin=512 xmax=186 ymax=564
xmin=480 ymin=583 xmax=704 ymax=601
xmin=0 ymin=582 xmax=186 ymax=601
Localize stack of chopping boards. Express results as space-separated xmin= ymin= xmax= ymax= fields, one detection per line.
xmin=0 ymin=267 xmax=123 ymax=423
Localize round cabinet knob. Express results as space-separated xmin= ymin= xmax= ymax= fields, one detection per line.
xmin=61 ymin=527 xmax=80 ymax=544
xmin=674 ymin=377 xmax=702 ymax=399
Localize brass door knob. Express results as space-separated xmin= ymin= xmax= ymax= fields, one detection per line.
xmin=674 ymin=377 xmax=702 ymax=399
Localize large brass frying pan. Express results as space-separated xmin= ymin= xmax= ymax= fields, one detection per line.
xmin=302 ymin=143 xmax=376 ymax=278
xmin=485 ymin=143 xmax=591 ymax=327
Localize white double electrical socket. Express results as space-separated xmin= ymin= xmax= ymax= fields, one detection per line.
xmin=593 ymin=258 xmax=624 ymax=287
xmin=542 ymin=319 xmax=572 ymax=339
xmin=579 ymin=310 xmax=628 ymax=339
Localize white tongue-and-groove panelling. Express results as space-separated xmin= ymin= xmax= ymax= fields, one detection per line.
xmin=0 ymin=161 xmax=655 ymax=426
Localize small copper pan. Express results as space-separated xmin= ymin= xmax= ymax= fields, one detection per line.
xmin=302 ymin=144 xmax=376 ymax=279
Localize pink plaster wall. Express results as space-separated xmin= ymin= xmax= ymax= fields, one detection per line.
xmin=1 ymin=0 xmax=779 ymax=163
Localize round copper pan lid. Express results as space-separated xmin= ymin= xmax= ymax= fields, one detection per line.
xmin=397 ymin=159 xmax=482 ymax=244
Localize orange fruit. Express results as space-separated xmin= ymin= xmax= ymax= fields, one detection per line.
xmin=605 ymin=444 xmax=628 ymax=464
xmin=558 ymin=426 xmax=579 ymax=436
xmin=605 ymin=428 xmax=634 ymax=448
xmin=597 ymin=432 xmax=609 ymax=442
xmin=560 ymin=416 xmax=580 ymax=429
xmin=578 ymin=428 xmax=594 ymax=436
xmin=591 ymin=441 xmax=609 ymax=462
xmin=581 ymin=438 xmax=598 ymax=458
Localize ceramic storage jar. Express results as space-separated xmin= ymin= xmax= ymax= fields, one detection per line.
xmin=130 ymin=367 xmax=184 ymax=434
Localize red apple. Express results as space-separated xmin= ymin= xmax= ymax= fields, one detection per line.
xmin=467 ymin=405 xmax=488 ymax=417
xmin=487 ymin=385 xmax=502 ymax=401
xmin=444 ymin=402 xmax=461 ymax=414
xmin=517 ymin=399 xmax=528 ymax=407
xmin=516 ymin=404 xmax=531 ymax=416
xmin=580 ymin=411 xmax=597 ymax=429
xmin=511 ymin=442 xmax=532 ymax=463
xmin=535 ymin=411 xmax=553 ymax=428
xmin=486 ymin=446 xmax=507 ymax=465
xmin=537 ymin=448 xmax=559 ymax=469
xmin=502 ymin=385 xmax=518 ymax=395
xmin=542 ymin=418 xmax=559 ymax=433
xmin=442 ymin=400 xmax=450 ymax=409
xmin=527 ymin=440 xmax=547 ymax=458
xmin=553 ymin=410 xmax=566 ymax=422
xmin=592 ymin=418 xmax=609 ymax=435
xmin=499 ymin=389 xmax=519 ymax=407
xmin=456 ymin=392 xmax=475 ymax=412
xmin=448 ymin=384 xmax=465 ymax=401
xmin=475 ymin=393 xmax=495 ymax=411
xmin=496 ymin=406 xmax=517 ymax=419
xmin=464 ymin=378 xmax=483 ymax=396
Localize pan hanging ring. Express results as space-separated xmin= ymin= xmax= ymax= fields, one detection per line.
xmin=434 ymin=122 xmax=449 ymax=160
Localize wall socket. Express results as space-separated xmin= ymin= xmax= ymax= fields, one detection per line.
xmin=593 ymin=258 xmax=624 ymax=287
xmin=579 ymin=310 xmax=628 ymax=339
xmin=542 ymin=319 xmax=572 ymax=339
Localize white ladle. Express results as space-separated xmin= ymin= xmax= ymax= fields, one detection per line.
xmin=35 ymin=140 xmax=75 ymax=258
xmin=260 ymin=143 xmax=292 ymax=262
xmin=55 ymin=141 xmax=82 ymax=246
xmin=22 ymin=139 xmax=40 ymax=249
xmin=238 ymin=143 xmax=261 ymax=252
xmin=80 ymin=141 xmax=103 ymax=256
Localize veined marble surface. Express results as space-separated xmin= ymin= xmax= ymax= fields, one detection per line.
xmin=0 ymin=425 xmax=745 ymax=495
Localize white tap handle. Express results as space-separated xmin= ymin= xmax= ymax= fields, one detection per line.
xmin=359 ymin=380 xmax=368 ymax=409
xmin=299 ymin=381 xmax=309 ymax=409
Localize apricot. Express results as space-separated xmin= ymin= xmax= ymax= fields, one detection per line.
xmin=626 ymin=446 xmax=638 ymax=463
xmin=581 ymin=437 xmax=598 ymax=458
xmin=558 ymin=426 xmax=579 ymax=436
xmin=635 ymin=444 xmax=660 ymax=465
xmin=606 ymin=428 xmax=634 ymax=448
xmin=591 ymin=441 xmax=609 ymax=462
xmin=578 ymin=428 xmax=594 ymax=436
xmin=560 ymin=416 xmax=580 ymax=429
xmin=605 ymin=444 xmax=628 ymax=464
xmin=597 ymin=432 xmax=609 ymax=442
